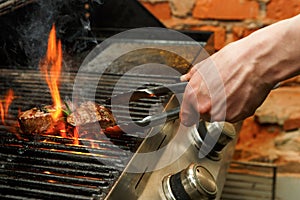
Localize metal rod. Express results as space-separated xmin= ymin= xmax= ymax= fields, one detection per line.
xmin=0 ymin=0 xmax=36 ymax=16
xmin=1 ymin=169 xmax=110 ymax=187
xmin=0 ymin=178 xmax=103 ymax=199
xmin=272 ymin=166 xmax=277 ymax=200
xmin=0 ymin=161 xmax=116 ymax=179
xmin=0 ymin=152 xmax=121 ymax=175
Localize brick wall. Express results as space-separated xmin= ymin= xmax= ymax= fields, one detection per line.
xmin=139 ymin=0 xmax=300 ymax=50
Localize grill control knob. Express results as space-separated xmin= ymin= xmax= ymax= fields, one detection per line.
xmin=162 ymin=163 xmax=217 ymax=200
xmin=193 ymin=121 xmax=236 ymax=161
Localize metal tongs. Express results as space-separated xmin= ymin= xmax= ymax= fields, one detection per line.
xmin=105 ymin=82 xmax=187 ymax=105
xmin=104 ymin=82 xmax=188 ymax=135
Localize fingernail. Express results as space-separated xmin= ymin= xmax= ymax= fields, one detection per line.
xmin=180 ymin=118 xmax=194 ymax=127
xmin=180 ymin=75 xmax=187 ymax=82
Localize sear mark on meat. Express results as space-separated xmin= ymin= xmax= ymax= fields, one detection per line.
xmin=67 ymin=101 xmax=116 ymax=129
xmin=18 ymin=105 xmax=56 ymax=134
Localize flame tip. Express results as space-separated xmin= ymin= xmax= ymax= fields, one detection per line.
xmin=40 ymin=24 xmax=63 ymax=122
xmin=0 ymin=88 xmax=15 ymax=124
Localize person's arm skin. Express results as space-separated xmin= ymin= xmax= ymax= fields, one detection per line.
xmin=180 ymin=14 xmax=300 ymax=126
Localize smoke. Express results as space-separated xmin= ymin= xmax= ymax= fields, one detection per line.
xmin=15 ymin=0 xmax=100 ymax=67
xmin=17 ymin=1 xmax=62 ymax=67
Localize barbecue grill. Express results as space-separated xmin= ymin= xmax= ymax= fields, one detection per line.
xmin=0 ymin=0 xmax=240 ymax=199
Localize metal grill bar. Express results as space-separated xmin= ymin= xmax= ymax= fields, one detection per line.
xmin=0 ymin=179 xmax=104 ymax=200
xmin=2 ymin=135 xmax=129 ymax=157
xmin=221 ymin=161 xmax=277 ymax=200
xmin=0 ymin=161 xmax=116 ymax=179
xmin=0 ymin=0 xmax=35 ymax=16
xmin=0 ymin=152 xmax=119 ymax=174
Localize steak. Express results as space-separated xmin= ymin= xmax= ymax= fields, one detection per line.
xmin=67 ymin=101 xmax=116 ymax=129
xmin=18 ymin=101 xmax=116 ymax=134
xmin=18 ymin=105 xmax=56 ymax=134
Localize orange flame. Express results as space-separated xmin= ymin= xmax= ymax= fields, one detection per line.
xmin=73 ymin=127 xmax=79 ymax=145
xmin=0 ymin=102 xmax=3 ymax=124
xmin=40 ymin=25 xmax=63 ymax=121
xmin=0 ymin=89 xmax=14 ymax=124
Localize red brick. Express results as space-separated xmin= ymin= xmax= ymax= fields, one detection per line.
xmin=283 ymin=113 xmax=300 ymax=131
xmin=191 ymin=25 xmax=226 ymax=50
xmin=232 ymin=26 xmax=258 ymax=41
xmin=255 ymin=87 xmax=300 ymax=127
xmin=267 ymin=0 xmax=300 ymax=20
xmin=140 ymin=2 xmax=172 ymax=20
xmin=193 ymin=0 xmax=259 ymax=20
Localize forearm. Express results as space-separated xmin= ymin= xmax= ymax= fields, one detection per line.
xmin=180 ymin=14 xmax=300 ymax=123
xmin=237 ymin=14 xmax=300 ymax=86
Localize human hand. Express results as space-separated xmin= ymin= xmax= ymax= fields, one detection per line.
xmin=180 ymin=14 xmax=300 ymax=126
xmin=180 ymin=41 xmax=274 ymax=126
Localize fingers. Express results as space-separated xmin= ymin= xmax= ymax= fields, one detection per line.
xmin=180 ymin=74 xmax=190 ymax=82
xmin=180 ymin=75 xmax=212 ymax=126
xmin=180 ymin=88 xmax=199 ymax=126
xmin=180 ymin=71 xmax=192 ymax=82
xmin=180 ymin=68 xmax=197 ymax=126
xmin=180 ymin=63 xmax=200 ymax=82
xmin=180 ymin=60 xmax=218 ymax=126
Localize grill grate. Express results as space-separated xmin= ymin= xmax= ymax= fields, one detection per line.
xmin=0 ymin=130 xmax=131 ymax=199
xmin=1 ymin=69 xmax=178 ymax=126
xmin=0 ymin=68 xmax=179 ymax=199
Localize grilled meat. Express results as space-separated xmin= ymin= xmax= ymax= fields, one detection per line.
xmin=18 ymin=105 xmax=56 ymax=134
xmin=18 ymin=101 xmax=116 ymax=134
xmin=67 ymin=101 xmax=116 ymax=129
